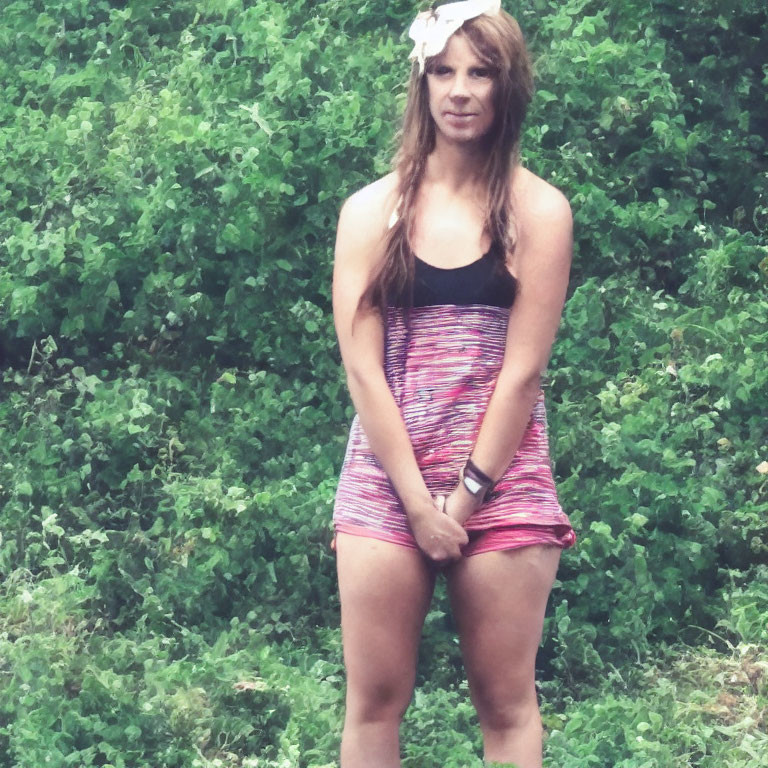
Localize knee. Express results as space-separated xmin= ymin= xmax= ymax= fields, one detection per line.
xmin=346 ymin=676 xmax=414 ymax=724
xmin=473 ymin=679 xmax=540 ymax=733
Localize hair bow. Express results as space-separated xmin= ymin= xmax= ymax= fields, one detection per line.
xmin=408 ymin=0 xmax=502 ymax=75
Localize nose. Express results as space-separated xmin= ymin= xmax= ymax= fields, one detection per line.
xmin=448 ymin=72 xmax=470 ymax=100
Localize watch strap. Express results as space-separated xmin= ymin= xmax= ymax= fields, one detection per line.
xmin=460 ymin=459 xmax=496 ymax=503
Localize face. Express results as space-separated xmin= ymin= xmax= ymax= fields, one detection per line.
xmin=426 ymin=33 xmax=497 ymax=145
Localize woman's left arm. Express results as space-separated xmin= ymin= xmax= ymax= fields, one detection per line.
xmin=444 ymin=185 xmax=573 ymax=524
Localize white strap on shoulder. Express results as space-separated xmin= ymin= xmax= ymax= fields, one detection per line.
xmin=388 ymin=194 xmax=404 ymax=230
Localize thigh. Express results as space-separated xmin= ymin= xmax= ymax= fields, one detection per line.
xmin=336 ymin=533 xmax=436 ymax=709
xmin=445 ymin=545 xmax=561 ymax=707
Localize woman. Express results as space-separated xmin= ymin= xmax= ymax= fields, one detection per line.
xmin=331 ymin=1 xmax=576 ymax=765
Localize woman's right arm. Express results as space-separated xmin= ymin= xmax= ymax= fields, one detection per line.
xmin=331 ymin=183 xmax=468 ymax=562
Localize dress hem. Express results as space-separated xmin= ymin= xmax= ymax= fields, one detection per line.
xmin=332 ymin=521 xmax=577 ymax=558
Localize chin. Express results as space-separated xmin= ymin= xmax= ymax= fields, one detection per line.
xmin=437 ymin=117 xmax=493 ymax=141
xmin=439 ymin=126 xmax=491 ymax=144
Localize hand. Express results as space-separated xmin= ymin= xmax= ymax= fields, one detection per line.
xmin=443 ymin=482 xmax=483 ymax=527
xmin=408 ymin=496 xmax=469 ymax=564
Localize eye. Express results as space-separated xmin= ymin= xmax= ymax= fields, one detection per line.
xmin=472 ymin=67 xmax=493 ymax=78
xmin=431 ymin=64 xmax=452 ymax=76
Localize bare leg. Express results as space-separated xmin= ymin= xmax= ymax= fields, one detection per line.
xmin=336 ymin=533 xmax=436 ymax=768
xmin=446 ymin=544 xmax=561 ymax=767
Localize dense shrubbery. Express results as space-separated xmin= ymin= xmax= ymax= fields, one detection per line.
xmin=0 ymin=0 xmax=766 ymax=765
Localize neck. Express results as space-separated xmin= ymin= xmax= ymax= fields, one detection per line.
xmin=423 ymin=133 xmax=489 ymax=195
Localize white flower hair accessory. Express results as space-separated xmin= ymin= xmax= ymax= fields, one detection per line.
xmin=408 ymin=0 xmax=502 ymax=75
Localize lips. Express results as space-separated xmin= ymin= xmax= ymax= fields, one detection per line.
xmin=443 ymin=111 xmax=477 ymax=127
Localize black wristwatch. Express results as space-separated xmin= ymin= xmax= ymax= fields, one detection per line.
xmin=459 ymin=458 xmax=495 ymax=503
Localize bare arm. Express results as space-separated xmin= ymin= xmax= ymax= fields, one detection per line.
xmin=332 ymin=182 xmax=468 ymax=559
xmin=445 ymin=186 xmax=574 ymax=523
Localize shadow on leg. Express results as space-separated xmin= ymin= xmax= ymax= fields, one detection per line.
xmin=446 ymin=544 xmax=561 ymax=768
xmin=336 ymin=533 xmax=437 ymax=768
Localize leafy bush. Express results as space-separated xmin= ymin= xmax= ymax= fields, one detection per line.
xmin=0 ymin=0 xmax=766 ymax=764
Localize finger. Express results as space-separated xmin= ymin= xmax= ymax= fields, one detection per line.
xmin=446 ymin=517 xmax=469 ymax=542
xmin=431 ymin=542 xmax=456 ymax=565
xmin=425 ymin=535 xmax=446 ymax=562
xmin=448 ymin=547 xmax=463 ymax=563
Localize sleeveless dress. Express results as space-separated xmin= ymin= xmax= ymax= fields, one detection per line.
xmin=332 ymin=236 xmax=576 ymax=557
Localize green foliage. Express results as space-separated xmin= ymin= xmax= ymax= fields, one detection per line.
xmin=545 ymin=224 xmax=767 ymax=678
xmin=0 ymin=0 xmax=766 ymax=765
xmin=0 ymin=347 xmax=340 ymax=641
xmin=542 ymin=641 xmax=768 ymax=767
xmin=0 ymin=568 xmax=297 ymax=766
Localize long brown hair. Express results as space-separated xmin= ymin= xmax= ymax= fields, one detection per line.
xmin=360 ymin=9 xmax=534 ymax=315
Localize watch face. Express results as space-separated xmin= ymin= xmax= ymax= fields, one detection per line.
xmin=463 ymin=475 xmax=483 ymax=495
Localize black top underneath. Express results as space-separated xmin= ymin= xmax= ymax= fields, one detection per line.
xmin=389 ymin=240 xmax=517 ymax=308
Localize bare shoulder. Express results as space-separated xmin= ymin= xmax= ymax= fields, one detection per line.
xmin=513 ymin=167 xmax=572 ymax=230
xmin=336 ymin=171 xmax=400 ymax=258
xmin=509 ymin=167 xmax=572 ymax=271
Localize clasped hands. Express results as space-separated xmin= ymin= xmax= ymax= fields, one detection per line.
xmin=409 ymin=483 xmax=483 ymax=565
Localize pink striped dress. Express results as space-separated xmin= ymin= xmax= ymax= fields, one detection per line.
xmin=333 ymin=249 xmax=576 ymax=557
